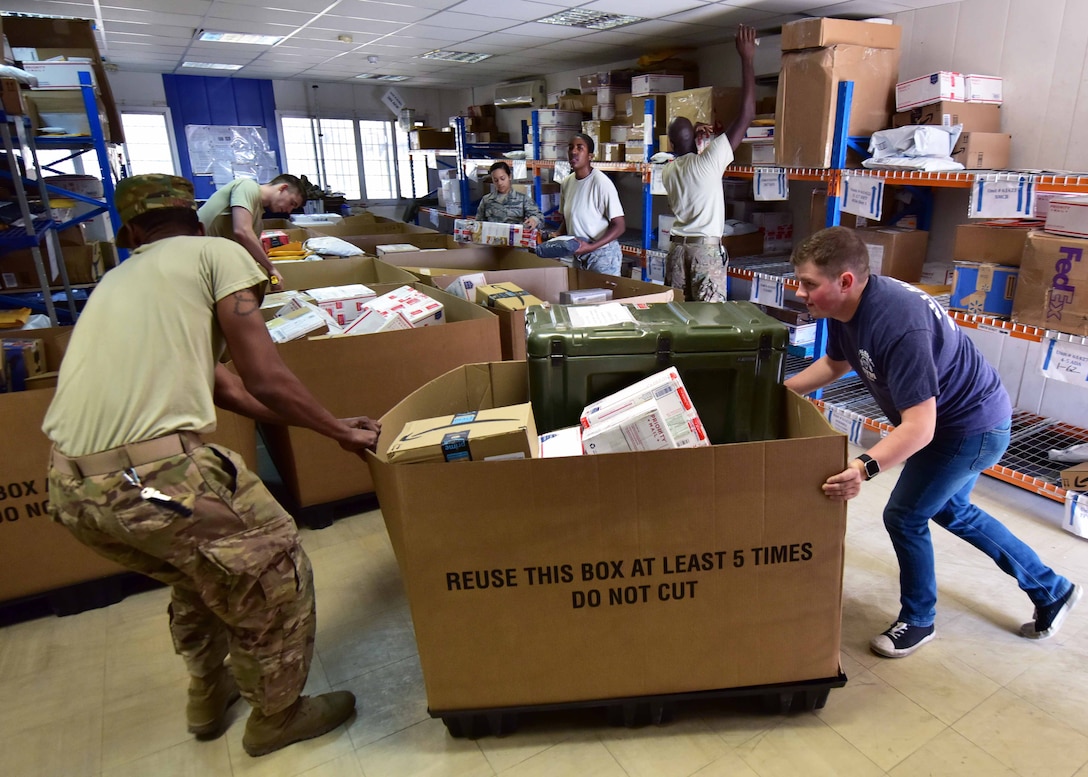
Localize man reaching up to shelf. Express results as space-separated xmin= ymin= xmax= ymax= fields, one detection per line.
xmin=662 ymin=24 xmax=756 ymax=302
xmin=43 ymin=174 xmax=382 ymax=756
xmin=785 ymin=226 xmax=1079 ymax=659
xmin=197 ymin=174 xmax=305 ymax=288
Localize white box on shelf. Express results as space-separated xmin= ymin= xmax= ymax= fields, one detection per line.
xmin=631 ymin=74 xmax=685 ymax=97
xmin=895 ymin=71 xmax=965 ymax=111
xmin=535 ymin=109 xmax=583 ymax=127
xmin=965 ymin=74 xmax=1003 ymax=104
xmin=24 ymin=60 xmax=96 ymax=89
xmin=1043 ymin=196 xmax=1088 ymax=238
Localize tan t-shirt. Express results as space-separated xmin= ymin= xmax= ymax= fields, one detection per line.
xmin=43 ymin=236 xmax=266 ymax=456
xmin=197 ymin=177 xmax=262 ymax=239
xmin=662 ymin=133 xmax=734 ymax=238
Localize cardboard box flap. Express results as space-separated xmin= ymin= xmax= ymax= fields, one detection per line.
xmin=276 ymin=256 xmax=418 ymax=291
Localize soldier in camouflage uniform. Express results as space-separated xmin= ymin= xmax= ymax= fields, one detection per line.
xmin=475 ymin=161 xmax=543 ymax=227
xmin=43 ymin=174 xmax=381 ymax=757
xmin=663 ymin=25 xmax=756 ymax=302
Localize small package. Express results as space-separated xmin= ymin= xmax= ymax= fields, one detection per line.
xmin=387 ymin=403 xmax=538 ymax=464
xmin=559 ymin=288 xmax=613 ymax=305
xmin=965 ymin=74 xmax=1003 ymax=104
xmin=1044 ymin=196 xmax=1088 ymax=239
xmin=306 ymin=284 xmax=377 ymax=326
xmin=364 ymin=285 xmax=444 ymax=327
xmin=260 ymin=230 xmax=292 ymax=251
xmin=375 ymin=243 xmax=421 ymax=256
xmin=895 ymin=71 xmax=966 ymax=111
xmin=950 ymin=261 xmax=1019 ymax=318
xmin=341 ymin=308 xmax=413 ymax=336
xmin=443 ymin=272 xmax=488 ymax=301
xmin=581 ymin=367 xmax=709 ymax=451
xmin=631 ymin=73 xmax=685 ymax=97
xmin=267 ymin=303 xmax=337 ymax=343
xmin=538 ymin=426 xmax=584 ymax=458
xmin=476 ymin=282 xmax=545 ymax=312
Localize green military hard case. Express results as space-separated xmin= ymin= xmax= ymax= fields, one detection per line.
xmin=526 ymin=301 xmax=788 ymax=444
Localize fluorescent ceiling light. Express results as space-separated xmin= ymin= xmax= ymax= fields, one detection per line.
xmin=420 ymin=50 xmax=492 ymax=63
xmin=182 ymin=61 xmax=243 ymax=70
xmin=536 ymin=10 xmax=646 ymax=30
xmin=198 ymin=30 xmax=283 ymax=46
xmin=355 ymin=73 xmax=410 ymax=81
xmin=355 ymin=73 xmax=375 ymax=79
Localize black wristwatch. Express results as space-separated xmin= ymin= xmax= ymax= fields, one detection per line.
xmin=856 ymin=454 xmax=880 ymax=481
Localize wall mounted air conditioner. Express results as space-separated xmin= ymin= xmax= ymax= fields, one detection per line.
xmin=494 ymin=79 xmax=546 ymax=108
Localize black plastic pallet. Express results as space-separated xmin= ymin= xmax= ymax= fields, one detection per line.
xmin=432 ymin=672 xmax=848 ymax=739
xmin=0 ymin=571 xmax=163 ymax=626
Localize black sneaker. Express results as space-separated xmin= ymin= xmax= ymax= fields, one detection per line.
xmin=870 ymin=621 xmax=936 ymax=658
xmin=1021 ymin=583 xmax=1082 ymax=640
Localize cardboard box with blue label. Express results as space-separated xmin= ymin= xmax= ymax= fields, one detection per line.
xmin=386 ymin=403 xmax=537 ymax=464
xmin=951 ymin=261 xmax=1019 ymax=317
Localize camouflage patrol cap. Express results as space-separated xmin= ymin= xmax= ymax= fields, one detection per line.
xmin=113 ymin=174 xmax=198 ymax=248
xmin=114 ymin=174 xmax=197 ymax=225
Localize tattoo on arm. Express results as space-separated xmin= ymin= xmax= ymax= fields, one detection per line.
xmin=232 ymin=290 xmax=260 ymax=316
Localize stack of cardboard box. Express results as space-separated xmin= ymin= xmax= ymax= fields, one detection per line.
xmin=1012 ymin=201 xmax=1088 ymax=335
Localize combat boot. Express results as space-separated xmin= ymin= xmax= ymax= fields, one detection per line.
xmin=187 ymin=665 xmax=241 ymax=739
xmin=242 ymin=691 xmax=356 ymax=757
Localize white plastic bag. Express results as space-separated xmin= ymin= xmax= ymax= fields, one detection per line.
xmin=303 ymin=236 xmax=363 ymax=257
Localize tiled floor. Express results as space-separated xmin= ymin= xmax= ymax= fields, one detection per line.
xmin=2 ymin=455 xmax=1087 ymax=777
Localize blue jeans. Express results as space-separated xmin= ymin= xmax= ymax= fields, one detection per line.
xmin=884 ymin=418 xmax=1071 ymax=627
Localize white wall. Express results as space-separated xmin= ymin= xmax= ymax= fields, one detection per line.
xmin=108 ymin=70 xmax=169 ymax=108
xmin=893 ymin=0 xmax=1088 ymax=171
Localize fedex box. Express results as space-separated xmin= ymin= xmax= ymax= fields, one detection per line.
xmin=1012 ymin=231 xmax=1088 ymax=336
xmin=367 ymin=361 xmax=847 ymax=712
xmin=261 ymin=284 xmax=501 ymax=507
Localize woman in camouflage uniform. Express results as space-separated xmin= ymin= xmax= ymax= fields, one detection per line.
xmin=475 ymin=161 xmax=543 ymax=227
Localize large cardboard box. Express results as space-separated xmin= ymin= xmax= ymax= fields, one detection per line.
xmin=377 ymin=245 xmax=561 ymax=282
xmin=781 ymin=17 xmax=902 ymax=51
xmin=341 ymin=233 xmax=464 ymax=255
xmin=953 ymin=223 xmax=1030 ymax=266
xmin=1012 ymin=231 xmax=1088 ymax=336
xmin=776 ymin=45 xmax=900 ymax=168
xmin=24 ymin=89 xmax=113 ymax=140
xmin=367 ymin=361 xmax=846 ymax=712
xmin=432 ymin=266 xmax=674 ymax=360
xmin=4 ymin=16 xmax=124 ymax=144
xmin=0 ymin=328 xmax=256 ymax=603
xmin=261 ymin=283 xmax=502 ymax=507
xmin=892 ymin=100 xmax=1001 ymax=132
xmin=854 ymin=227 xmax=929 ymax=282
xmin=951 ymin=132 xmax=1011 ymax=170
xmin=303 ymin=215 xmax=436 ymax=239
xmin=275 ymin=255 xmax=418 ymax=291
xmin=410 ymin=129 xmax=455 ymax=150
xmin=0 ymin=241 xmax=117 ymax=291
xmin=950 ymin=262 xmax=1019 ymax=317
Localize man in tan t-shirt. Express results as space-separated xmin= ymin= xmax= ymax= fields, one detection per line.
xmin=44 ymin=174 xmax=377 ymax=758
xmin=197 ymin=174 xmax=304 ymax=288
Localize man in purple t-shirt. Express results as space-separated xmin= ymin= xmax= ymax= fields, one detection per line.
xmin=785 ymin=227 xmax=1079 ymax=658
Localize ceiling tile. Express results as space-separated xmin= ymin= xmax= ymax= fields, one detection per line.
xmin=203 ymin=7 xmax=318 ymax=26
xmin=583 ymin=0 xmax=711 ymax=18
xmin=466 ymin=31 xmax=555 ymax=49
xmin=423 ymin=11 xmax=526 ymax=32
xmin=664 ymin=4 xmax=779 ymax=26
xmin=717 ymin=0 xmax=821 ymax=11
xmin=502 ymin=21 xmax=595 ymax=39
xmin=381 ymin=24 xmax=474 ymax=44
xmin=311 ymin=16 xmax=409 ymax=35
xmin=448 ymin=0 xmax=567 ymax=21
xmin=332 ymin=0 xmax=443 ymax=24
xmin=804 ymin=0 xmax=911 ymax=16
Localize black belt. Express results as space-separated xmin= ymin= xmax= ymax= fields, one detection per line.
xmin=671 ymin=234 xmax=721 ymax=246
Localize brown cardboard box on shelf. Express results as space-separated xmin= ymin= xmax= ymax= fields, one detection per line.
xmin=732 ymin=139 xmax=775 ymax=166
xmin=781 ymin=17 xmax=902 ymax=51
xmin=366 ymin=360 xmax=846 ymax=712
xmin=953 ymin=223 xmax=1031 ymax=266
xmin=1012 ymin=231 xmax=1088 ymax=336
xmin=723 ymin=231 xmax=766 ymax=258
xmin=951 ymin=132 xmax=1011 ymax=170
xmin=1 ymin=76 xmax=25 ymax=115
xmin=24 ymin=89 xmax=114 ymax=141
xmin=776 ymin=45 xmax=899 ymax=168
xmin=0 ymin=327 xmax=256 ymax=604
xmin=892 ymin=100 xmax=1001 ymax=132
xmin=0 ymin=241 xmax=117 ymax=291
xmin=666 ymin=87 xmax=742 ymax=135
xmin=410 ymin=129 xmax=455 ymax=150
xmin=430 ymin=265 xmax=674 ymax=360
xmin=626 ymin=95 xmax=669 ymax=134
xmin=853 ymin=227 xmax=929 ymax=282
xmin=260 ymin=283 xmax=501 ymax=508
xmin=4 ymin=16 xmax=125 ymax=144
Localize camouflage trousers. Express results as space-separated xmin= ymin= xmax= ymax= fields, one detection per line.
xmin=577 ymin=240 xmax=623 ymax=276
xmin=47 ymin=437 xmax=315 ymax=715
xmin=665 ymin=242 xmax=729 ymax=302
